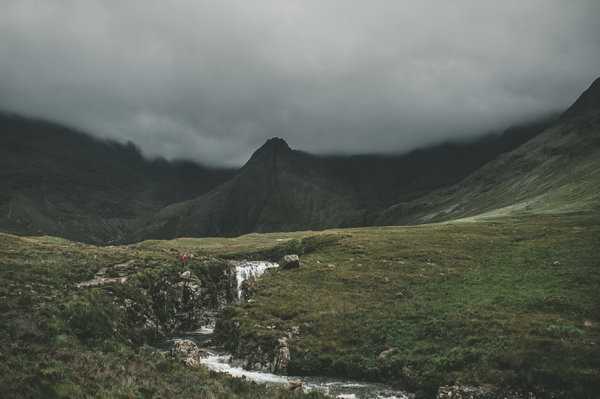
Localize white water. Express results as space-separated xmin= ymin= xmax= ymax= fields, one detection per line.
xmin=186 ymin=325 xmax=215 ymax=336
xmin=197 ymin=343 xmax=411 ymax=399
xmin=232 ymin=260 xmax=279 ymax=300
xmin=201 ymin=351 xmax=289 ymax=384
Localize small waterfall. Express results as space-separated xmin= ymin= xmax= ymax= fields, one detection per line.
xmin=232 ymin=261 xmax=279 ymax=300
xmin=168 ymin=258 xmax=413 ymax=399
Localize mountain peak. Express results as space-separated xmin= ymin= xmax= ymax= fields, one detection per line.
xmin=261 ymin=137 xmax=291 ymax=151
xmin=246 ymin=137 xmax=293 ymax=166
xmin=562 ymin=76 xmax=600 ymax=119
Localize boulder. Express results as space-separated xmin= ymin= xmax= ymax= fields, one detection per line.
xmin=170 ymin=339 xmax=207 ymax=368
xmin=180 ymin=270 xmax=192 ymax=279
xmin=288 ymin=380 xmax=303 ymax=391
xmin=279 ymin=254 xmax=301 ymax=269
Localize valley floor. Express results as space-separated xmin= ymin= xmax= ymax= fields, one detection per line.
xmin=1 ymin=211 xmax=599 ymax=398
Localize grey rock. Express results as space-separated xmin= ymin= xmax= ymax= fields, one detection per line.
xmin=280 ymin=254 xmax=301 ymax=269
xmin=288 ymin=380 xmax=303 ymax=391
xmin=180 ymin=270 xmax=192 ymax=279
xmin=76 ymin=276 xmax=127 ymax=288
xmin=170 ymin=339 xmax=207 ymax=368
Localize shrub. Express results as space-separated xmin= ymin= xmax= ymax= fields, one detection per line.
xmin=62 ymin=290 xmax=119 ymax=342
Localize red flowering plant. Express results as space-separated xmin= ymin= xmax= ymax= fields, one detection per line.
xmin=178 ymin=253 xmax=191 ymax=265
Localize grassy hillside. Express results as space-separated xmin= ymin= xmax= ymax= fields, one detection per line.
xmin=0 ymin=113 xmax=235 ymax=244
xmin=3 ymin=210 xmax=597 ymax=397
xmin=378 ymin=107 xmax=600 ymax=227
xmin=211 ymin=213 xmax=600 ymax=397
xmin=0 ymin=232 xmax=329 ymax=399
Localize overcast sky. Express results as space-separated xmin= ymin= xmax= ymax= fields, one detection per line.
xmin=1 ymin=1 xmax=599 ymax=166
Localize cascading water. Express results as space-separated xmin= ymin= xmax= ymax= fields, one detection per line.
xmin=197 ymin=352 xmax=411 ymax=399
xmin=169 ymin=259 xmax=413 ymax=398
xmin=232 ymin=260 xmax=279 ymax=300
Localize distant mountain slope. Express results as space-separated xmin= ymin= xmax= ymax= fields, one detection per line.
xmin=318 ymin=117 xmax=553 ymax=209
xmin=377 ymin=78 xmax=600 ymax=225
xmin=562 ymin=76 xmax=600 ymax=119
xmin=0 ymin=114 xmax=234 ymax=243
xmin=134 ymin=119 xmax=553 ymax=241
xmin=131 ymin=138 xmax=367 ymax=240
xmin=4 ymin=76 xmax=597 ymax=243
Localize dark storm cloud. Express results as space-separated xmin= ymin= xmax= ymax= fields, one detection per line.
xmin=1 ymin=1 xmax=600 ymax=166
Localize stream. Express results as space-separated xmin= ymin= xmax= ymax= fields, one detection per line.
xmin=169 ymin=261 xmax=413 ymax=399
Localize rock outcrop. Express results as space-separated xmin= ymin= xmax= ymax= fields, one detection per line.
xmin=170 ymin=339 xmax=207 ymax=368
xmin=272 ymin=337 xmax=291 ymax=372
xmin=77 ymin=257 xmax=238 ymax=340
xmin=279 ymin=254 xmax=301 ymax=269
xmin=76 ymin=259 xmax=140 ymax=288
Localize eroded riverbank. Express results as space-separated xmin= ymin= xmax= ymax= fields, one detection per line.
xmin=169 ymin=327 xmax=412 ymax=399
xmin=164 ymin=259 xmax=413 ymax=399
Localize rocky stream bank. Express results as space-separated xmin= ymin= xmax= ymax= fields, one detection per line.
xmin=76 ymin=253 xmax=545 ymax=399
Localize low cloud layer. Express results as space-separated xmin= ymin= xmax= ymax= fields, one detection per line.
xmin=1 ymin=1 xmax=599 ymax=166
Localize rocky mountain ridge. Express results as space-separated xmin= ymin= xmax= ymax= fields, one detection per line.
xmin=2 ymin=77 xmax=599 ymax=243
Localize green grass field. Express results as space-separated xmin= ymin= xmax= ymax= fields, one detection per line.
xmin=212 ymin=213 xmax=600 ymax=396
xmin=1 ymin=211 xmax=599 ymax=398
